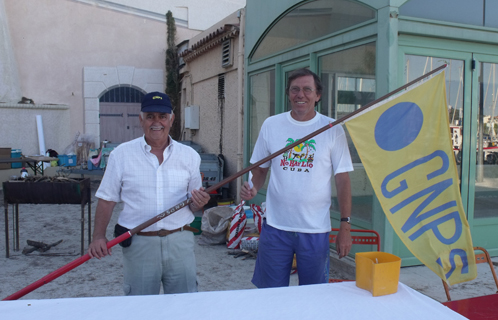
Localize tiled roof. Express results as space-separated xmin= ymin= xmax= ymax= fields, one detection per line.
xmin=180 ymin=24 xmax=240 ymax=62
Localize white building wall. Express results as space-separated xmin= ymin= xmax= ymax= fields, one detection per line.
xmin=0 ymin=0 xmax=21 ymax=102
xmin=2 ymin=0 xmax=240 ymax=157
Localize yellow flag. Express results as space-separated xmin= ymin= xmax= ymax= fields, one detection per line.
xmin=345 ymin=72 xmax=476 ymax=285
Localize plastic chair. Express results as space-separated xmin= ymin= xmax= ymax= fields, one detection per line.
xmin=328 ymin=228 xmax=381 ymax=283
xmin=442 ymin=246 xmax=498 ymax=301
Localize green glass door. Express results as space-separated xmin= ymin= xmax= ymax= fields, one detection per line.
xmin=398 ymin=49 xmax=498 ymax=262
xmin=469 ymin=54 xmax=498 ymax=253
xmin=397 ymin=50 xmax=473 ymax=265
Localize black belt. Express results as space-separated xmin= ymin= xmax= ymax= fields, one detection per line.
xmin=136 ymin=225 xmax=198 ymax=237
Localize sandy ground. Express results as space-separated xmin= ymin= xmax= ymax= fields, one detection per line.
xmin=0 ymin=179 xmax=297 ymax=300
xmin=2 ymin=178 xmax=497 ymax=302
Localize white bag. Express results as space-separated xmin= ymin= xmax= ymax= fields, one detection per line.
xmin=197 ymin=206 xmax=233 ymax=245
xmin=227 ymin=201 xmax=247 ymax=249
xmin=251 ymin=203 xmax=266 ymax=234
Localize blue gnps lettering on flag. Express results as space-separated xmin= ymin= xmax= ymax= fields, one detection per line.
xmin=345 ymin=72 xmax=476 ymax=286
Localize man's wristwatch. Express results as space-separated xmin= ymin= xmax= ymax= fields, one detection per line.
xmin=340 ymin=217 xmax=351 ymax=224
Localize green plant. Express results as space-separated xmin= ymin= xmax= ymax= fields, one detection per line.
xmin=166 ymin=10 xmax=181 ymax=140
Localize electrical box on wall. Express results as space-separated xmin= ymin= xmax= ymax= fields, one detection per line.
xmin=185 ymin=105 xmax=200 ymax=129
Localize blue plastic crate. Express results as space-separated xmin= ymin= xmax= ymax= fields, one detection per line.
xmin=245 ymin=209 xmax=253 ymax=219
xmin=57 ymin=155 xmax=67 ymax=166
xmin=58 ymin=154 xmax=77 ymax=167
xmin=11 ymin=149 xmax=22 ymax=168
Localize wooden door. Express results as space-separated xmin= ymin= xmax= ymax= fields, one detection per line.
xmin=100 ymin=103 xmax=142 ymax=144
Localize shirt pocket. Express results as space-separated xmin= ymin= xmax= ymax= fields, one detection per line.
xmin=165 ymin=168 xmax=190 ymax=193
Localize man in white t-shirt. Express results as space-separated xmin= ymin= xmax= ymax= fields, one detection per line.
xmin=88 ymin=91 xmax=210 ymax=295
xmin=241 ymin=69 xmax=353 ymax=288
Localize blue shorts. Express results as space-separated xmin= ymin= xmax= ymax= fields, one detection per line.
xmin=252 ymin=221 xmax=330 ymax=288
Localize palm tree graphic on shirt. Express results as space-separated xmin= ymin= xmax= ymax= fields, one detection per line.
xmin=284 ymin=138 xmax=316 ymax=162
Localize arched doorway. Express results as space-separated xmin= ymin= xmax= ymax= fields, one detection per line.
xmin=83 ymin=65 xmax=164 ymax=147
xmin=99 ymin=86 xmax=145 ymax=144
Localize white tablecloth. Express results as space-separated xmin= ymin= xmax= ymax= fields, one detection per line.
xmin=0 ymin=282 xmax=467 ymax=320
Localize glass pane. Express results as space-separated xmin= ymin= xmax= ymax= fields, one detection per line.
xmin=249 ymin=70 xmax=275 ymax=153
xmin=404 ymin=55 xmax=464 ymax=180
xmin=320 ymin=43 xmax=376 ymax=123
xmin=474 ymin=62 xmax=498 ymax=219
xmin=399 ymin=0 xmax=484 ymax=27
xmin=99 ymin=87 xmax=144 ymax=103
xmin=252 ymin=0 xmax=375 ymax=60
xmin=319 ymin=42 xmax=376 ymax=223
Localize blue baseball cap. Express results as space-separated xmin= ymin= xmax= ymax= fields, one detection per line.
xmin=141 ymin=91 xmax=172 ymax=113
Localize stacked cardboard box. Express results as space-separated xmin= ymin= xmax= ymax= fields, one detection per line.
xmin=0 ymin=148 xmax=11 ymax=170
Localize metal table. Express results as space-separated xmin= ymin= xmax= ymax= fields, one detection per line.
xmin=3 ymin=178 xmax=91 ymax=257
xmin=59 ymin=168 xmax=105 ymax=178
xmin=24 ymin=156 xmax=58 ymax=175
xmin=0 ymin=156 xmax=57 ymax=175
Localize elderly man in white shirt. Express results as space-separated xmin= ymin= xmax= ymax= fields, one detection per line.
xmin=88 ymin=91 xmax=210 ymax=295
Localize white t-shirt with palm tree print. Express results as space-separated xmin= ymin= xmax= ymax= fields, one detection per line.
xmin=250 ymin=111 xmax=353 ymax=233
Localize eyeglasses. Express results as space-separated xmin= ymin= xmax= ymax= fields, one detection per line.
xmin=289 ymin=86 xmax=315 ymax=95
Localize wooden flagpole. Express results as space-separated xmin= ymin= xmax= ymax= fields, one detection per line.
xmin=2 ymin=64 xmax=446 ymax=301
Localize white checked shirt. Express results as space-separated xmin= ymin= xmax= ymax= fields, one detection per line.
xmin=96 ymin=136 xmax=202 ymax=232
